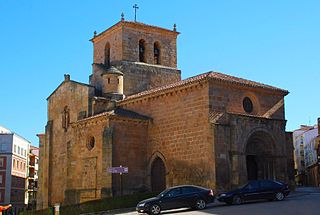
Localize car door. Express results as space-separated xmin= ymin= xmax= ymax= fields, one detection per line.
xmin=242 ymin=181 xmax=261 ymax=201
xmin=259 ymin=180 xmax=277 ymax=199
xmin=160 ymin=188 xmax=184 ymax=210
xmin=181 ymin=186 xmax=199 ymax=207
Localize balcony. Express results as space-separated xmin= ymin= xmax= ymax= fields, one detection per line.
xmin=29 ymin=161 xmax=35 ymax=167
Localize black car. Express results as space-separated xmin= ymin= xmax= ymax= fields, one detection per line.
xmin=136 ymin=185 xmax=215 ymax=215
xmin=217 ymin=180 xmax=290 ymax=205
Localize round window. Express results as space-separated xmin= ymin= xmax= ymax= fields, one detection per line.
xmin=243 ymin=97 xmax=253 ymax=113
xmin=87 ymin=136 xmax=95 ymax=151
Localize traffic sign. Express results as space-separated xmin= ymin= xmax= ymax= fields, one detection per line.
xmin=108 ymin=166 xmax=128 ymax=174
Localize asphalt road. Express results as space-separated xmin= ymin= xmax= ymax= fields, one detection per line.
xmin=104 ymin=187 xmax=320 ymax=215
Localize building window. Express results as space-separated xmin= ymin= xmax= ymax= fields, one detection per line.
xmin=87 ymin=136 xmax=95 ymax=151
xmin=14 ymin=145 xmax=16 ymax=153
xmin=243 ymin=97 xmax=253 ymax=113
xmin=62 ymin=106 xmax=70 ymax=132
xmin=105 ymin=42 xmax=110 ymax=67
xmin=108 ymin=78 xmax=110 ymax=84
xmin=13 ymin=159 xmax=15 ymax=169
xmin=154 ymin=42 xmax=161 ymax=65
xmin=139 ymin=39 xmax=146 ymax=62
xmin=18 ymin=146 xmax=20 ymax=155
xmin=0 ymin=158 xmax=3 ymax=168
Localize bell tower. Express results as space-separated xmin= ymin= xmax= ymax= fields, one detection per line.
xmin=89 ymin=16 xmax=181 ymax=97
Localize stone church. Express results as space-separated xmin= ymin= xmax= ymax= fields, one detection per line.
xmin=37 ymin=17 xmax=294 ymax=209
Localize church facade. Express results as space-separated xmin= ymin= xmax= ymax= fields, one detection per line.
xmin=37 ymin=18 xmax=294 ymax=209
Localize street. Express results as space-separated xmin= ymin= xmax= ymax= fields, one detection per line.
xmin=103 ymin=187 xmax=320 ymax=215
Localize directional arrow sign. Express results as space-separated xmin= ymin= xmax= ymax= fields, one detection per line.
xmin=108 ymin=166 xmax=128 ymax=174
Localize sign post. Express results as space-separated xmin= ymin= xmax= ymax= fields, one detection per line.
xmin=108 ymin=165 xmax=128 ymax=196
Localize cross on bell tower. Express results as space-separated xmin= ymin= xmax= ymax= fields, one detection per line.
xmin=133 ymin=4 xmax=139 ymax=22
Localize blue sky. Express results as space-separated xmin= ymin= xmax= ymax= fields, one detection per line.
xmin=1 ymin=1 xmax=319 ymax=146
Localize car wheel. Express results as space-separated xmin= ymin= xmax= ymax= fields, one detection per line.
xmin=195 ymin=199 xmax=206 ymax=210
xmin=149 ymin=204 xmax=161 ymax=215
xmin=232 ymin=195 xmax=242 ymax=205
xmin=275 ymin=192 xmax=285 ymax=201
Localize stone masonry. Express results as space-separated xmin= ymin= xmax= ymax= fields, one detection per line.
xmin=37 ymin=18 xmax=294 ymax=209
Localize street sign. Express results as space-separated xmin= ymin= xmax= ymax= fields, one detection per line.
xmin=108 ymin=166 xmax=128 ymax=174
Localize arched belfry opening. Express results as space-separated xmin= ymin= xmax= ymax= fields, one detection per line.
xmin=154 ymin=42 xmax=161 ymax=65
xmin=139 ymin=39 xmax=146 ymax=62
xmin=151 ymin=157 xmax=166 ymax=192
xmin=245 ymin=131 xmax=276 ymax=181
xmin=104 ymin=42 xmax=110 ymax=67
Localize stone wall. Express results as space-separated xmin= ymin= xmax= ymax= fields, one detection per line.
xmin=46 ymin=80 xmax=95 ymax=205
xmin=65 ymin=117 xmax=111 ymax=204
xmin=93 ymin=28 xmax=122 ymax=64
xmin=92 ymin=22 xmax=178 ymax=68
xmin=119 ymin=82 xmax=216 ymax=189
xmin=113 ymin=61 xmax=181 ymax=96
xmin=212 ymin=114 xmax=289 ymax=190
xmin=122 ymin=25 xmax=178 ymax=67
xmin=209 ymin=81 xmax=285 ymax=119
xmin=110 ymin=118 xmax=148 ymax=195
xmin=36 ymin=134 xmax=47 ymax=210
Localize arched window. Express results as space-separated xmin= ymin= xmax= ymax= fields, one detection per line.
xmin=105 ymin=42 xmax=110 ymax=67
xmin=154 ymin=42 xmax=161 ymax=65
xmin=62 ymin=106 xmax=70 ymax=132
xmin=139 ymin=39 xmax=146 ymax=62
xmin=87 ymin=136 xmax=95 ymax=151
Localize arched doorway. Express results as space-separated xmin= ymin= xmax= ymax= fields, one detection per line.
xmin=151 ymin=157 xmax=166 ymax=192
xmin=245 ymin=131 xmax=275 ymax=180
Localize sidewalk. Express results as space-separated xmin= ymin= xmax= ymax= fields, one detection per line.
xmin=294 ymin=186 xmax=320 ymax=193
xmin=82 ymin=187 xmax=320 ymax=215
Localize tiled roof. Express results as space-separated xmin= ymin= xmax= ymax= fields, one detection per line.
xmin=47 ymin=80 xmax=94 ymax=100
xmin=76 ymin=108 xmax=150 ymax=123
xmin=209 ymin=111 xmax=224 ymax=123
xmin=114 ymin=108 xmax=151 ymax=120
xmin=95 ymin=64 xmax=123 ymax=75
xmin=228 ymin=112 xmax=285 ymax=121
xmin=122 ymin=72 xmax=288 ymax=102
xmin=207 ymin=72 xmax=287 ymax=93
xmin=91 ymin=21 xmax=179 ymax=42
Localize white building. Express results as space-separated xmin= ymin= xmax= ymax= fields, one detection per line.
xmin=293 ymin=124 xmax=318 ymax=185
xmin=0 ymin=125 xmax=30 ymax=214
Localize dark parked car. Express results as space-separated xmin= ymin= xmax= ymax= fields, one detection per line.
xmin=136 ymin=185 xmax=215 ymax=215
xmin=217 ymin=180 xmax=290 ymax=205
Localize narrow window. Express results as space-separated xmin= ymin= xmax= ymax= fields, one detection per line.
xmin=108 ymin=78 xmax=111 ymax=84
xmin=117 ymin=78 xmax=119 ymax=84
xmin=154 ymin=42 xmax=161 ymax=65
xmin=139 ymin=39 xmax=146 ymax=62
xmin=87 ymin=136 xmax=95 ymax=151
xmin=105 ymin=42 xmax=110 ymax=67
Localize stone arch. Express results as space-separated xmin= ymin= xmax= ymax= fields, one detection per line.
xmin=139 ymin=39 xmax=146 ymax=62
xmin=154 ymin=41 xmax=161 ymax=65
xmin=104 ymin=42 xmax=110 ymax=67
xmin=148 ymin=152 xmax=167 ymax=192
xmin=244 ymin=129 xmax=277 ymax=180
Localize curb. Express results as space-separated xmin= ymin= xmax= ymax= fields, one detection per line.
xmin=81 ymin=207 xmax=136 ymax=215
